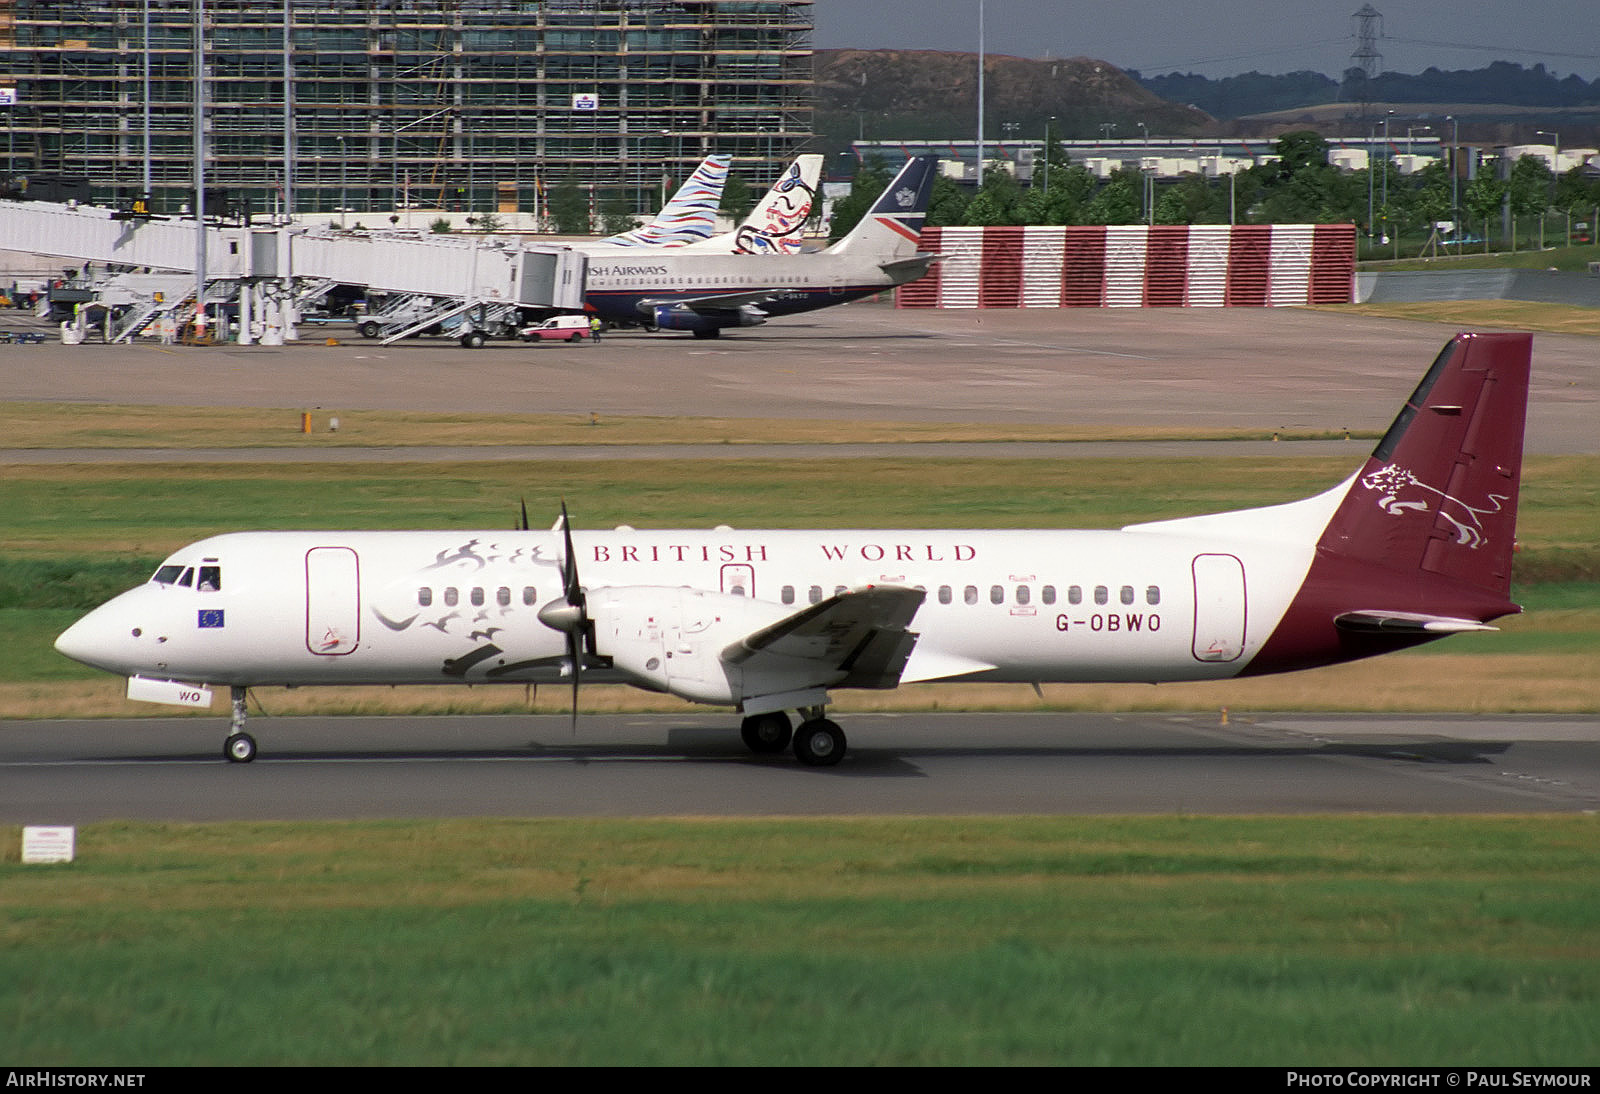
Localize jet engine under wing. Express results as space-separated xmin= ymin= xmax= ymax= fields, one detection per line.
xmin=722 ymin=585 xmax=926 ymax=691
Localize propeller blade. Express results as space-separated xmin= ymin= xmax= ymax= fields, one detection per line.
xmin=567 ymin=631 xmax=581 ymax=735
xmin=549 ymin=500 xmax=585 ymax=733
xmin=558 ymin=500 xmax=583 ymax=610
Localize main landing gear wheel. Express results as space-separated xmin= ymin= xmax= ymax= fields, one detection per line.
xmin=793 ymin=718 xmax=846 ymax=767
xmin=740 ymin=712 xmax=793 ymax=754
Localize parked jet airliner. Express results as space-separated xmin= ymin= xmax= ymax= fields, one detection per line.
xmin=591 ymin=154 xmax=731 ymax=248
xmin=576 ymin=155 xmax=823 ymax=258
xmin=583 ymin=155 xmax=939 ymax=337
xmin=55 ymin=331 xmax=1531 ymax=766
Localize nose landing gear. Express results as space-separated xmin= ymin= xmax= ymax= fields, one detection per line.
xmin=223 ymin=686 xmax=257 ymax=763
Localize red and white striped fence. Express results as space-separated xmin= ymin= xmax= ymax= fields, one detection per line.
xmin=896 ymin=224 xmax=1356 ymax=308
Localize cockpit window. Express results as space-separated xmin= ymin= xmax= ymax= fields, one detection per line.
xmin=151 ymin=563 xmax=221 ymax=590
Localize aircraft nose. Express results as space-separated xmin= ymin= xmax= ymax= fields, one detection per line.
xmin=55 ymin=606 xmax=133 ymax=674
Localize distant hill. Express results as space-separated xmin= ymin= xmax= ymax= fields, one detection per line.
xmin=814 ymin=49 xmax=1213 ymax=157
xmin=1135 ymin=62 xmax=1600 ymax=127
xmin=813 ymin=51 xmax=1600 ymax=158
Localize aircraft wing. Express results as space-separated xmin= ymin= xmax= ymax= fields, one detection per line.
xmin=722 ymin=585 xmax=925 ymax=691
xmin=637 ymin=289 xmax=786 ymax=314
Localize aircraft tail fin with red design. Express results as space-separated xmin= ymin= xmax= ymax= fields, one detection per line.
xmin=1321 ymin=331 xmax=1530 ymax=598
xmin=1242 ymin=332 xmax=1531 ymax=676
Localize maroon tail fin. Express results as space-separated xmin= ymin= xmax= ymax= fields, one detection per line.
xmin=1243 ymin=332 xmax=1530 ymax=677
xmin=1319 ymin=331 xmax=1530 ymax=598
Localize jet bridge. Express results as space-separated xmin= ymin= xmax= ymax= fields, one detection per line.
xmin=0 ymin=199 xmax=586 ymax=342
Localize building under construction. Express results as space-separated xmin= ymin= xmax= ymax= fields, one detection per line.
xmin=0 ymin=0 xmax=814 ymax=222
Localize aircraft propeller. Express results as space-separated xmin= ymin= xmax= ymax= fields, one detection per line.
xmin=535 ymin=501 xmax=592 ymax=729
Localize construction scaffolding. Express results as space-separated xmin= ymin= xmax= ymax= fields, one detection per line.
xmin=0 ymin=1 xmax=815 ymax=222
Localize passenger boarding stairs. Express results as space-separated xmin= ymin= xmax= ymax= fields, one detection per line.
xmin=104 ymin=277 xmax=236 ymax=343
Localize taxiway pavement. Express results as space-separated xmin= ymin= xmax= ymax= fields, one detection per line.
xmin=4 ymin=304 xmax=1596 ymax=454
xmin=3 ymin=712 xmax=1598 ymax=822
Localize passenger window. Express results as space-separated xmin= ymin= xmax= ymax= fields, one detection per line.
xmin=1068 ymin=585 xmax=1082 ymax=605
xmin=782 ymin=585 xmax=795 ymax=605
xmin=938 ymin=585 xmax=952 ymax=605
xmin=1016 ymin=585 xmax=1030 ymax=605
xmin=523 ymin=587 xmax=537 ymax=606
xmin=1042 ymin=585 xmax=1056 ymax=605
xmin=1121 ymin=585 xmax=1134 ymax=605
xmin=1094 ymin=585 xmax=1108 ymax=605
xmin=470 ymin=587 xmax=484 ymax=607
xmin=198 ymin=566 xmax=221 ymax=591
xmin=497 ymin=587 xmax=511 ymax=607
xmin=418 ymin=588 xmax=433 ymax=607
xmin=990 ymin=585 xmax=1004 ymax=605
xmin=808 ymin=585 xmax=823 ymax=605
xmin=964 ymin=585 xmax=978 ymax=605
xmin=1146 ymin=586 xmax=1161 ymax=605
xmin=444 ymin=587 xmax=459 ymax=607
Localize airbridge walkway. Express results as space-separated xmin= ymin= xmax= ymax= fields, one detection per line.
xmin=0 ymin=199 xmax=586 ymax=344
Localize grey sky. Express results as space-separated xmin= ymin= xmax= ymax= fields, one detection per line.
xmin=809 ymin=1 xmax=1600 ymax=81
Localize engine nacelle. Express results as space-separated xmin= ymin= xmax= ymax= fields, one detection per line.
xmin=586 ymin=586 xmax=790 ymax=706
xmin=650 ymin=304 xmax=767 ymax=332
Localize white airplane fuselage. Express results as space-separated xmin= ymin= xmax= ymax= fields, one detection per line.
xmin=53 ymin=331 xmax=1533 ymax=765
xmin=58 ymin=503 xmax=1332 ymax=695
xmin=583 ymin=250 xmax=933 ymax=327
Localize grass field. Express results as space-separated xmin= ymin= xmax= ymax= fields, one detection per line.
xmin=1358 ymin=241 xmax=1600 ymax=274
xmin=1331 ymin=300 xmax=1600 ymax=337
xmin=2 ymin=816 xmax=1596 ymax=1066
xmin=5 ymin=403 xmax=1597 ymax=1066
xmin=0 ymin=400 xmax=1359 ymax=450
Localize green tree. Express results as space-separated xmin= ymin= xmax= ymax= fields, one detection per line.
xmin=1553 ymin=165 xmax=1600 ymax=215
xmin=718 ymin=173 xmax=753 ymax=223
xmin=1082 ymin=169 xmax=1141 ymax=225
xmin=598 ymin=192 xmax=639 ymax=236
xmin=925 ymin=174 xmax=970 ymax=227
xmin=827 ymin=156 xmax=891 ymax=242
xmin=963 ymin=166 xmax=1024 ymax=226
xmin=1247 ymin=130 xmax=1357 ymax=224
xmin=1462 ymin=174 xmax=1507 ymax=253
xmin=547 ymin=180 xmax=591 ymax=235
xmin=1553 ymin=166 xmax=1600 ymax=243
xmin=1410 ymin=161 xmax=1453 ymax=222
xmin=1150 ymin=173 xmax=1229 ymax=225
xmin=1019 ymin=162 xmax=1096 ymax=225
xmin=1506 ymin=154 xmax=1553 ymax=250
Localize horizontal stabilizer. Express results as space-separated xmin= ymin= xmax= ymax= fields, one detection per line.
xmin=1334 ymin=611 xmax=1499 ymax=634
